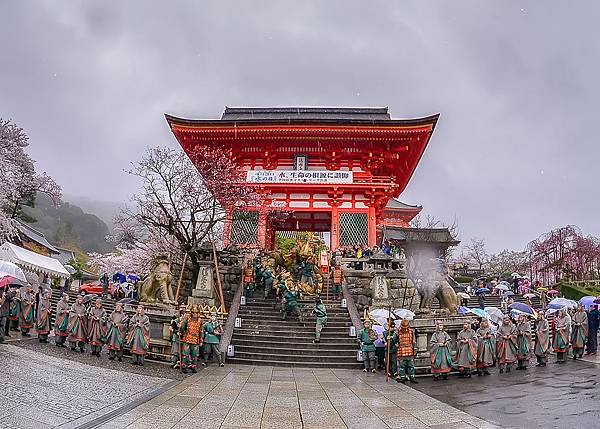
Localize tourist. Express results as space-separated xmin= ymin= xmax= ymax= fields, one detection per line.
xmin=455 ymin=321 xmax=477 ymax=378
xmin=53 ymin=294 xmax=69 ymax=347
xmin=395 ymin=319 xmax=417 ymax=383
xmin=332 ymin=262 xmax=343 ymax=301
xmin=18 ymin=284 xmax=35 ymax=336
xmin=382 ymin=322 xmax=397 ymax=377
xmin=496 ymin=316 xmax=517 ymax=373
xmin=534 ymin=311 xmax=550 ymax=366
xmin=430 ymin=323 xmax=452 ymax=381
xmin=128 ymin=305 xmax=150 ymax=366
xmin=515 ymin=314 xmax=532 ymax=370
xmin=202 ymin=313 xmax=224 ymax=367
xmin=586 ymin=305 xmax=599 ymax=355
xmin=0 ymin=285 xmax=10 ymax=343
xmin=374 ymin=325 xmax=386 ymax=371
xmin=35 ymin=290 xmax=52 ymax=343
xmin=68 ymin=294 xmax=87 ymax=352
xmin=553 ymin=308 xmax=570 ymax=364
xmin=476 ymin=319 xmax=495 ymax=376
xmin=106 ymin=302 xmax=128 ymax=362
xmin=477 ymin=284 xmax=486 ymax=310
xmin=243 ymin=260 xmax=255 ymax=298
xmin=181 ymin=305 xmax=203 ymax=373
xmin=100 ymin=272 xmax=109 ymax=297
xmin=88 ymin=298 xmax=107 ymax=357
xmin=312 ymin=297 xmax=327 ymax=344
xmin=571 ymin=304 xmax=588 ymax=360
xmin=358 ymin=320 xmax=377 ymax=373
xmin=169 ymin=305 xmax=186 ymax=368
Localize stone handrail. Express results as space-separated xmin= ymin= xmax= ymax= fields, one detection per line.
xmin=342 ymin=284 xmax=362 ymax=333
xmin=219 ymin=278 xmax=244 ymax=356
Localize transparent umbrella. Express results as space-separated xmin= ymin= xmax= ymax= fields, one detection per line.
xmin=0 ymin=261 xmax=27 ymax=283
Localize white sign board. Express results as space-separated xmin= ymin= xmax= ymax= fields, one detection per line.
xmin=246 ymin=170 xmax=353 ymax=184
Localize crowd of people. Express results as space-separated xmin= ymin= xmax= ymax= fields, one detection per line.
xmin=357 ymin=301 xmax=599 ymax=382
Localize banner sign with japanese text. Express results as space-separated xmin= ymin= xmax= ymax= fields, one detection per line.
xmin=246 ymin=170 xmax=353 ymax=184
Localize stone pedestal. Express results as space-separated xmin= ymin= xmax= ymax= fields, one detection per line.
xmin=188 ymin=262 xmax=216 ymax=306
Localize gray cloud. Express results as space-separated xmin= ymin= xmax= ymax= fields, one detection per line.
xmin=1 ymin=0 xmax=598 ymax=252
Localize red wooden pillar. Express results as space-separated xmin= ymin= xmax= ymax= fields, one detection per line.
xmin=331 ymin=205 xmax=340 ymax=250
xmin=367 ymin=205 xmax=377 ymax=247
xmin=222 ymin=210 xmax=233 ymax=247
xmin=257 ymin=210 xmax=267 ymax=250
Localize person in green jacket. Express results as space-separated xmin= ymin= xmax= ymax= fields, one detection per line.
xmin=202 ymin=314 xmax=224 ymax=367
xmin=383 ymin=323 xmax=398 ymax=377
xmin=358 ymin=320 xmax=377 ymax=373
xmin=282 ymin=286 xmax=303 ymax=324
xmin=313 ymin=297 xmax=327 ymax=343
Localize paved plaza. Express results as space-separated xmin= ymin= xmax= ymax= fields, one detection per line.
xmin=0 ymin=344 xmax=173 ymax=429
xmin=96 ymin=366 xmax=497 ymax=429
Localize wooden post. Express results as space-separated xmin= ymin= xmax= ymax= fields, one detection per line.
xmin=385 ymin=305 xmax=392 ymax=383
xmin=175 ymin=253 xmax=188 ymax=303
xmin=210 ymin=233 xmax=225 ymax=308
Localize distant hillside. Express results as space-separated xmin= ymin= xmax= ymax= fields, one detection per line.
xmin=23 ymin=194 xmax=115 ymax=254
xmin=64 ymin=195 xmax=121 ymax=233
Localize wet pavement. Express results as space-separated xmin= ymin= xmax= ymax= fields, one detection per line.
xmin=413 ymin=358 xmax=600 ymax=429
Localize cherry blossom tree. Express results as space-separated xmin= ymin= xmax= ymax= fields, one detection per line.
xmin=465 ymin=237 xmax=488 ymax=271
xmin=0 ymin=119 xmax=62 ymax=243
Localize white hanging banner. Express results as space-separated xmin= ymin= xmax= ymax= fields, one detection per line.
xmin=246 ymin=170 xmax=353 ymax=184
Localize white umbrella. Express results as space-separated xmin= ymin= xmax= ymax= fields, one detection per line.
xmin=523 ymin=293 xmax=536 ymax=299
xmin=484 ymin=307 xmax=504 ymax=325
xmin=369 ymin=308 xmax=396 ymax=320
xmin=392 ymin=308 xmax=415 ymax=320
xmin=457 ymin=292 xmax=470 ymax=300
xmin=511 ymin=272 xmax=521 ymax=278
xmin=548 ymin=298 xmax=578 ymax=310
xmin=0 ymin=260 xmax=27 ymax=283
xmin=494 ymin=284 xmax=510 ymax=291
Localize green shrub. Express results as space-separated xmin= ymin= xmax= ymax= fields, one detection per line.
xmin=453 ymin=275 xmax=474 ymax=284
xmin=560 ymin=282 xmax=594 ymax=300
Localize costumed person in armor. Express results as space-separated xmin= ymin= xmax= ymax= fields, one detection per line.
xmin=300 ymin=258 xmax=315 ymax=287
xmin=181 ymin=305 xmax=203 ymax=373
xmin=534 ymin=311 xmax=550 ymax=366
xmin=202 ymin=313 xmax=224 ymax=367
xmin=332 ymin=261 xmax=343 ymax=301
xmin=107 ymin=302 xmax=128 ymax=361
xmin=476 ymin=318 xmax=495 ymax=376
xmin=253 ymin=254 xmax=264 ymax=293
xmin=128 ymin=305 xmax=151 ymax=366
xmin=313 ymin=297 xmax=327 ymax=343
xmin=358 ymin=319 xmax=377 ymax=373
xmin=36 ymin=289 xmax=52 ymax=343
xmin=395 ymin=319 xmax=417 ymax=383
xmin=68 ymin=294 xmax=87 ymax=352
xmin=88 ymin=298 xmax=107 ymax=357
xmin=516 ymin=314 xmax=532 ymax=370
xmin=54 ymin=294 xmax=69 ymax=347
xmin=571 ymin=304 xmax=588 ymax=359
xmin=383 ymin=322 xmax=398 ymax=377
xmin=243 ymin=260 xmax=255 ymax=298
xmin=18 ymin=284 xmax=35 ymax=336
xmin=282 ymin=282 xmax=303 ymax=324
xmin=497 ymin=316 xmax=517 ymax=373
xmin=262 ymin=264 xmax=275 ymax=300
xmin=553 ymin=308 xmax=570 ymax=364
xmin=169 ymin=304 xmax=186 ymax=368
xmin=430 ymin=323 xmax=452 ymax=381
xmin=456 ymin=321 xmax=478 ymax=378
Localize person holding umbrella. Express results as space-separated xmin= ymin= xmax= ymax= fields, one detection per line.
xmin=515 ymin=314 xmax=532 ymax=370
xmin=534 ymin=311 xmax=550 ymax=366
xmin=585 ymin=304 xmax=599 ymax=355
xmin=0 ymin=284 xmax=16 ymax=342
xmin=571 ymin=304 xmax=588 ymax=360
xmin=476 ymin=319 xmax=495 ymax=375
xmin=497 ymin=316 xmax=518 ymax=373
xmin=553 ymin=308 xmax=570 ymax=364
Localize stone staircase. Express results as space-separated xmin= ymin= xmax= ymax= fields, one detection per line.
xmin=228 ymin=296 xmax=361 ymax=368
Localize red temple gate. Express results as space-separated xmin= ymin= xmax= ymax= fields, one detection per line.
xmin=166 ymin=107 xmax=438 ymax=250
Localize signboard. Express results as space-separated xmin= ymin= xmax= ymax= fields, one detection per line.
xmin=294 ymin=154 xmax=308 ymax=170
xmin=246 ymin=170 xmax=353 ymax=184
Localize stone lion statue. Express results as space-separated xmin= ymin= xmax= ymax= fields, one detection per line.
xmin=139 ymin=259 xmax=175 ymax=305
xmin=414 ymin=260 xmax=459 ymax=314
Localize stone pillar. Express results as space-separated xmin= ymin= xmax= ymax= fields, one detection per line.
xmin=188 ymin=261 xmax=216 ymax=306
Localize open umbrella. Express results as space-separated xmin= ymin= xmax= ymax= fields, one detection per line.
xmin=494 ymin=284 xmax=510 ymax=291
xmin=392 ymin=308 xmax=415 ymax=320
xmin=579 ymin=296 xmax=597 ymax=310
xmin=509 ymin=302 xmax=535 ymax=315
xmin=548 ymin=298 xmax=577 ymax=309
xmin=485 ymin=307 xmax=504 ymax=324
xmin=457 ymin=306 xmax=470 ymax=315
xmin=0 ymin=261 xmax=27 ymax=283
xmin=537 ymin=287 xmax=548 ymax=292
xmin=511 ymin=272 xmax=521 ymax=278
xmin=82 ymin=293 xmax=99 ymax=305
xmin=504 ymin=291 xmax=515 ymax=296
xmin=118 ymin=297 xmax=138 ymax=305
xmin=457 ymin=292 xmax=470 ymax=300
xmin=476 ymin=288 xmax=491 ymax=295
xmin=468 ymin=308 xmax=489 ymax=319
xmin=547 ymin=289 xmax=559 ymax=296
xmin=0 ymin=275 xmax=25 ymax=288
xmin=369 ymin=308 xmax=396 ymax=320
xmin=523 ymin=293 xmax=536 ymax=299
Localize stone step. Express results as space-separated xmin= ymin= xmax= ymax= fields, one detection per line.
xmin=239 ymin=305 xmax=349 ymax=314
xmin=232 ymin=350 xmax=360 ymax=364
xmin=226 ymin=357 xmax=362 ymax=369
xmin=239 ymin=318 xmax=352 ymax=328
xmin=232 ymin=339 xmax=357 ymax=351
xmin=234 ymin=344 xmax=358 ymax=356
xmin=232 ymin=330 xmax=356 ymax=341
xmin=237 ymin=311 xmax=350 ymax=321
xmin=234 ymin=323 xmax=351 ymax=333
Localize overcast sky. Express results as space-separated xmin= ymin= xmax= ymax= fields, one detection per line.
xmin=1 ymin=1 xmax=598 ymax=253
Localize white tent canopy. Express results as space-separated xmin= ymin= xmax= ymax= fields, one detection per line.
xmin=0 ymin=242 xmax=70 ymax=279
